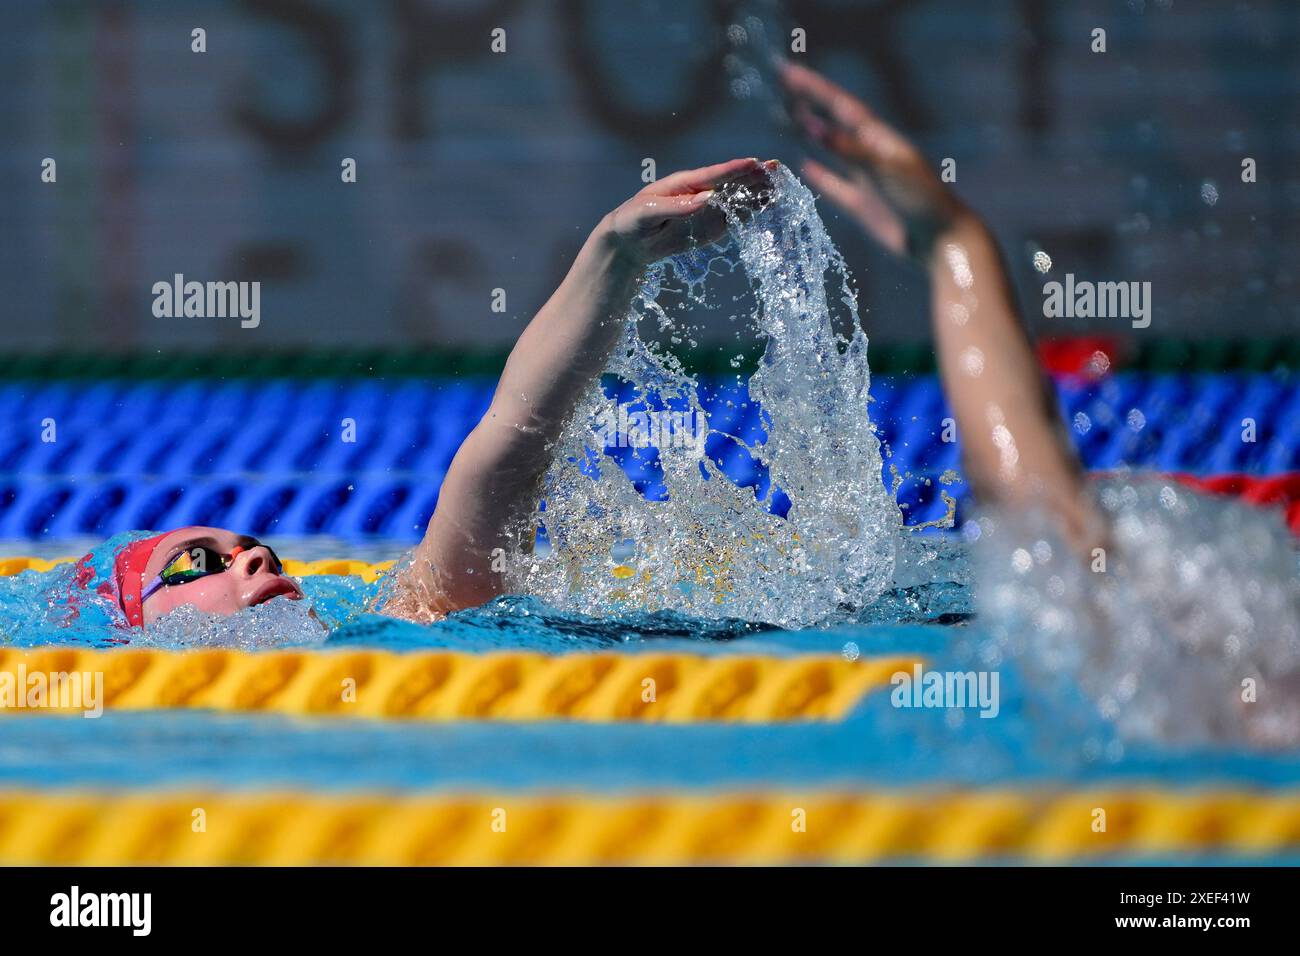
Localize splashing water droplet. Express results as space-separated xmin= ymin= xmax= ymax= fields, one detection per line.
xmin=513 ymin=165 xmax=901 ymax=627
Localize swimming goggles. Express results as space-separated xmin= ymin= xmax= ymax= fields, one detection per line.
xmin=139 ymin=544 xmax=283 ymax=603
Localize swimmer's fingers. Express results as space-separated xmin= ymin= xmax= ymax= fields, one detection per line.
xmin=707 ymin=163 xmax=779 ymax=211
xmin=631 ymin=190 xmax=717 ymax=225
xmin=783 ymin=64 xmax=920 ymax=171
xmin=606 ymin=160 xmax=776 ymax=261
xmin=781 ymin=62 xmax=873 ymax=131
xmin=803 ymin=158 xmax=907 ymax=256
xmin=784 ymin=63 xmax=971 ymax=258
xmin=625 ymin=164 xmax=772 ymax=235
xmin=650 ymin=157 xmax=762 ymax=197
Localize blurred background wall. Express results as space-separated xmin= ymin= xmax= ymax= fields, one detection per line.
xmin=1 ymin=0 xmax=1297 ymax=356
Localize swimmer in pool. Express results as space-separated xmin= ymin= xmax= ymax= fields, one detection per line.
xmin=98 ymin=97 xmax=1094 ymax=631
xmin=96 ymin=159 xmax=776 ymax=629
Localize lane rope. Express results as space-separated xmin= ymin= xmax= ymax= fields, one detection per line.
xmin=0 ymin=647 xmax=915 ymax=723
xmin=1 ymin=788 xmax=1295 ymax=865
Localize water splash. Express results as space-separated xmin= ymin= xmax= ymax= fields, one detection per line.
xmin=128 ymin=592 xmax=330 ymax=650
xmin=513 ymin=164 xmax=902 ymax=627
xmin=970 ymin=474 xmax=1300 ymax=748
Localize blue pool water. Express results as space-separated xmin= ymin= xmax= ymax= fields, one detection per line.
xmin=3 ymin=617 xmax=1299 ymax=867
xmin=2 ymin=521 xmax=1298 ymax=866
xmin=2 ymin=544 xmax=1298 ymax=809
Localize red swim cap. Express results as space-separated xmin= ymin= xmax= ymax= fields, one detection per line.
xmin=113 ymin=531 xmax=171 ymax=628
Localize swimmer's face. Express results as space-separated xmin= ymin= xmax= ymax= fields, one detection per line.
xmin=140 ymin=526 xmax=303 ymax=626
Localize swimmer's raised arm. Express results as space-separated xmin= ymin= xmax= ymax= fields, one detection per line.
xmin=781 ymin=63 xmax=1099 ymax=547
xmin=390 ymin=158 xmax=773 ymax=617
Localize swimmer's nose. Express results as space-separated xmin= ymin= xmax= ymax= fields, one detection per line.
xmin=231 ymin=545 xmax=275 ymax=577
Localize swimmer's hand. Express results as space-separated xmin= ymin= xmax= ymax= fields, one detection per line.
xmin=781 ymin=62 xmax=971 ymax=261
xmin=598 ymin=158 xmax=776 ymax=265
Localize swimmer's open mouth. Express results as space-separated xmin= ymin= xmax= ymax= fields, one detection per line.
xmin=249 ymin=579 xmax=301 ymax=607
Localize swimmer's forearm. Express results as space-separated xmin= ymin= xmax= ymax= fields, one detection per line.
xmin=777 ymin=62 xmax=1099 ymax=548
xmin=405 ymin=221 xmax=644 ymax=613
xmin=441 ymin=223 xmax=639 ymax=534
xmin=490 ymin=218 xmax=641 ymax=441
xmin=927 ymin=216 xmax=1093 ymax=537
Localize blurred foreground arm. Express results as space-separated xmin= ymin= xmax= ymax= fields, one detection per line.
xmin=782 ymin=63 xmax=1099 ymax=548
